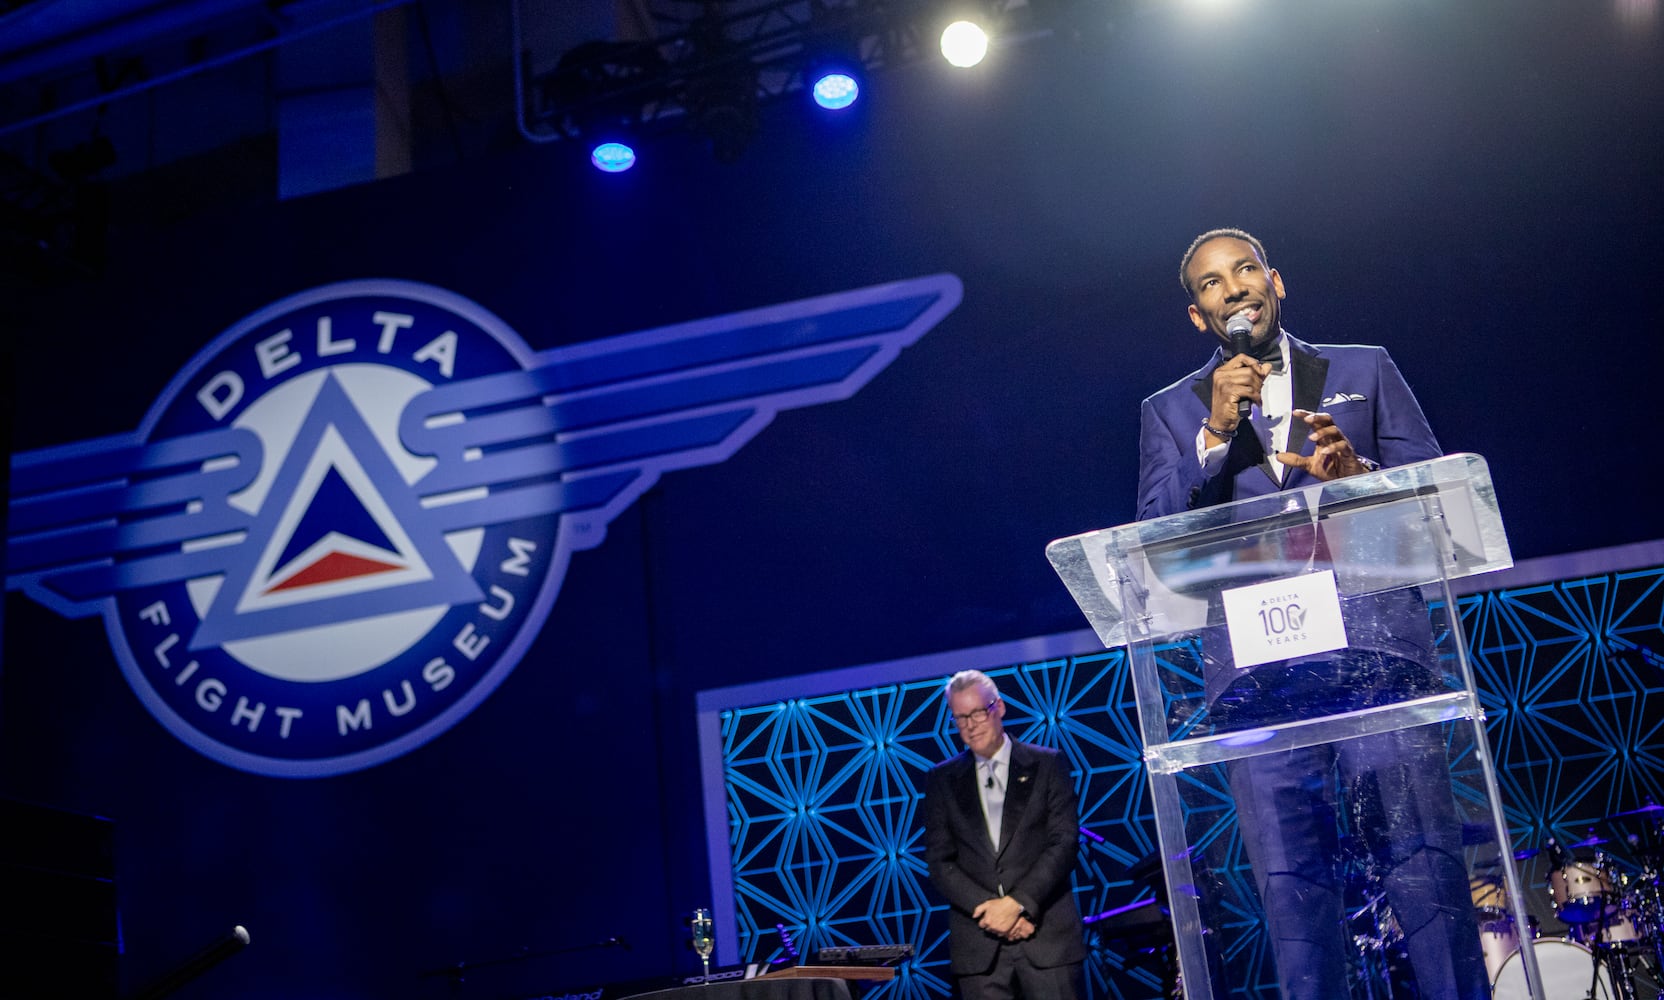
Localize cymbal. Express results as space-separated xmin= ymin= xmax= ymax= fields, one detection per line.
xmin=1513 ymin=847 xmax=1541 ymax=861
xmin=1568 ymin=834 xmax=1609 ymax=848
xmin=1609 ymin=803 xmax=1664 ymax=820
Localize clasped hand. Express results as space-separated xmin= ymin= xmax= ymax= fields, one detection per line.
xmin=972 ymin=896 xmax=1034 ymax=941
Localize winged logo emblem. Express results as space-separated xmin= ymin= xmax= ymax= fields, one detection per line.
xmin=6 ymin=274 xmax=963 ymax=775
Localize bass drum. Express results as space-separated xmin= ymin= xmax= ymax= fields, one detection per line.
xmin=1477 ymin=916 xmax=1520 ymax=984
xmin=1491 ymin=938 xmax=1613 ymax=1000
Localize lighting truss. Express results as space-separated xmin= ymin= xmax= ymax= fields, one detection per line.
xmin=526 ymin=0 xmax=950 ymax=146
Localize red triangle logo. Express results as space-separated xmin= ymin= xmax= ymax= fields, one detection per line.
xmin=266 ymin=551 xmax=403 ymax=593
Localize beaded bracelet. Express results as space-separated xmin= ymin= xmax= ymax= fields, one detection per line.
xmin=1202 ymin=419 xmax=1236 ymax=440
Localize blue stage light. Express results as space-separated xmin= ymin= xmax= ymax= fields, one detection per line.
xmin=590 ymin=142 xmax=637 ymax=173
xmin=811 ymin=73 xmax=860 ymax=111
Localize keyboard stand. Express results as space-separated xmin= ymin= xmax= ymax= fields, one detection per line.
xmin=757 ymin=966 xmax=896 ymax=982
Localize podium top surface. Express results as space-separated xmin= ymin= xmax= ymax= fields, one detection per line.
xmin=1046 ymin=453 xmax=1511 ymax=648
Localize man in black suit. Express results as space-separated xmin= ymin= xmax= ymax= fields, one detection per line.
xmin=922 ymin=670 xmax=1087 ymax=998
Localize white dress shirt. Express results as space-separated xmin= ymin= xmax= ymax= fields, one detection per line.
xmin=975 ymin=734 xmax=1012 ymax=850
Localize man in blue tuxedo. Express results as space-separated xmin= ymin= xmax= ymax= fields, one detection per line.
xmin=1138 ymin=228 xmax=1441 ymax=518
xmin=923 ymin=670 xmax=1087 ymax=999
xmin=1134 ymin=229 xmax=1489 ymax=1000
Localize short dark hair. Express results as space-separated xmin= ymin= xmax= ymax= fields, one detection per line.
xmin=1179 ymin=228 xmax=1269 ymax=297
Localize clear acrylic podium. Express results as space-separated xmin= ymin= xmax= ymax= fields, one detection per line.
xmin=1048 ymin=454 xmax=1553 ymax=1000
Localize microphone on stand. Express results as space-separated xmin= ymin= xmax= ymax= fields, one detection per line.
xmin=1227 ymin=312 xmax=1255 ymax=420
xmin=131 ymin=925 xmax=250 ymax=1000
xmin=1542 ymin=835 xmax=1569 ymax=878
xmin=776 ymin=923 xmax=800 ymax=960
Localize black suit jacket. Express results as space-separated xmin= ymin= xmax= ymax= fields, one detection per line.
xmin=922 ymin=740 xmax=1088 ymax=974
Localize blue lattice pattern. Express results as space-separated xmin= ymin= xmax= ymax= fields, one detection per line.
xmin=717 ymin=565 xmax=1664 ymax=998
xmin=1463 ymin=568 xmax=1664 ymax=872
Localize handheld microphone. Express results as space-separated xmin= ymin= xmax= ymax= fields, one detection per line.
xmin=1226 ymin=312 xmax=1255 ymax=419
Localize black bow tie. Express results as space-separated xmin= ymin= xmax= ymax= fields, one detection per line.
xmin=1235 ymin=335 xmax=1284 ymax=373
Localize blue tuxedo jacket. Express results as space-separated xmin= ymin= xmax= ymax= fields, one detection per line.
xmin=923 ymin=740 xmax=1088 ymax=974
xmin=1135 ymin=334 xmax=1445 ymax=709
xmin=1137 ymin=333 xmax=1441 ymax=520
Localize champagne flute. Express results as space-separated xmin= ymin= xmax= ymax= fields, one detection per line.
xmin=691 ymin=908 xmax=715 ymax=983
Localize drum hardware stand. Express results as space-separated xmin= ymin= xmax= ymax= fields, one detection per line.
xmin=1581 ymin=901 xmax=1636 ymax=1000
xmin=1627 ymin=817 xmax=1664 ymax=985
xmin=1561 ymin=849 xmax=1647 ymax=1000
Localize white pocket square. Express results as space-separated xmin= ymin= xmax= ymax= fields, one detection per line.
xmin=1321 ymin=392 xmax=1367 ymax=406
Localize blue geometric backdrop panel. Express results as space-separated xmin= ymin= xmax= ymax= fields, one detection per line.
xmin=705 ymin=559 xmax=1664 ymax=999
xmin=1465 ymin=567 xmax=1664 ymax=869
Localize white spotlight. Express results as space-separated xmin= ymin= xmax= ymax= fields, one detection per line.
xmin=940 ymin=20 xmax=990 ymax=68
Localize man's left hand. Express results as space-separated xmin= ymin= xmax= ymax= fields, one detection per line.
xmin=1276 ymin=410 xmax=1374 ymax=481
xmin=972 ymin=896 xmax=1024 ymax=936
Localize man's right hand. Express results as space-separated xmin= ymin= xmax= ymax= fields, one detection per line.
xmin=972 ymin=895 xmax=1024 ymax=936
xmin=1209 ymin=354 xmax=1271 ymax=439
xmin=1003 ymin=916 xmax=1036 ymax=942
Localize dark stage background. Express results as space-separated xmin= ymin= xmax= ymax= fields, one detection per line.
xmin=2 ymin=1 xmax=1661 ymax=997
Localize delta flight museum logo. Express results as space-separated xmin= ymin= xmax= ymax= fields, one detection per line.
xmin=7 ymin=276 xmax=962 ymax=777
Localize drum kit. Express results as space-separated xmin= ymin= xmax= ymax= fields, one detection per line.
xmin=1340 ymin=802 xmax=1664 ymax=999
xmin=1146 ymin=800 xmax=1664 ymax=999
xmin=1467 ymin=803 xmax=1664 ymax=1000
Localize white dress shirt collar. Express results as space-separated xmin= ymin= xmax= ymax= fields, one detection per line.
xmin=974 ymin=733 xmax=1012 ymax=771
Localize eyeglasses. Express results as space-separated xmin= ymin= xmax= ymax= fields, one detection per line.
xmin=950 ymin=699 xmax=998 ymax=727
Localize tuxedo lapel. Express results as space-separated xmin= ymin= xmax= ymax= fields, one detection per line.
xmin=950 ymin=753 xmax=991 ymax=852
xmin=1190 ymin=365 xmax=1214 ymax=411
xmin=1282 ymin=342 xmax=1330 ymax=486
xmin=1289 ymin=344 xmax=1328 ymax=427
xmin=997 ymin=744 xmax=1037 ymax=855
xmin=1250 ymin=414 xmax=1279 ymax=488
